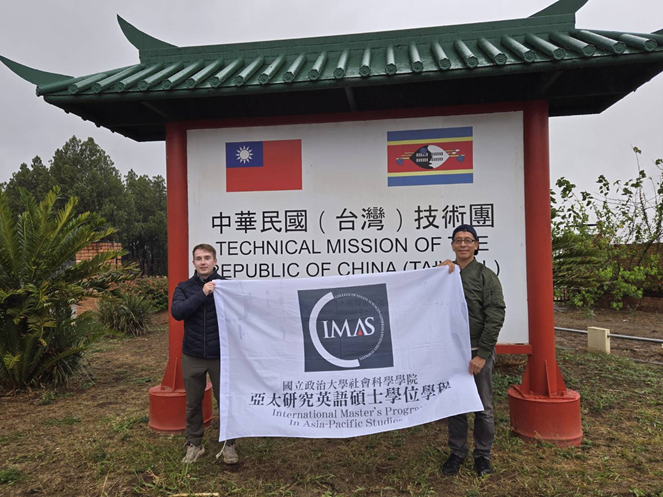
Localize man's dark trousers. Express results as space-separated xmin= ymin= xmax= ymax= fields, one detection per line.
xmin=447 ymin=349 xmax=496 ymax=460
xmin=182 ymin=354 xmax=235 ymax=446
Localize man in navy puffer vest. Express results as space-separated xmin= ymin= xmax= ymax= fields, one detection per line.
xmin=171 ymin=243 xmax=238 ymax=465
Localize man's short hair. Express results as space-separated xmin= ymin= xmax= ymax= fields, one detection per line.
xmin=192 ymin=243 xmax=216 ymax=258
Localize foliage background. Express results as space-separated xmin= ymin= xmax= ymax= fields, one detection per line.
xmin=0 ymin=136 xmax=167 ymax=275
xmin=0 ymin=187 xmax=138 ymax=391
xmin=551 ymin=148 xmax=663 ymax=308
xmin=113 ymin=277 xmax=169 ymax=312
xmin=96 ymin=293 xmax=155 ymax=337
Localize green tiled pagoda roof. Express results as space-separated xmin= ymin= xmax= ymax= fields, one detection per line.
xmin=2 ymin=0 xmax=662 ymax=141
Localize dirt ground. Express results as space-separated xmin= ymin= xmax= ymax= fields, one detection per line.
xmin=0 ymin=319 xmax=172 ymax=495
xmin=554 ymin=306 xmax=663 ymax=363
xmin=1 ymin=309 xmax=662 ymax=496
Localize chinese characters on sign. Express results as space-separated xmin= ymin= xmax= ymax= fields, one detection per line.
xmin=213 ymin=210 xmax=308 ymax=234
xmin=209 ymin=205 xmax=500 ymax=278
xmin=250 ymin=379 xmax=451 ymax=408
xmin=189 ymin=112 xmax=529 ymax=345
xmin=212 ymin=205 xmax=494 ymax=234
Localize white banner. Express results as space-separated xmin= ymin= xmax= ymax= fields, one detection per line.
xmin=214 ymin=267 xmax=483 ymax=440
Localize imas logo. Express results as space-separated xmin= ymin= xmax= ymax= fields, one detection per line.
xmin=299 ymin=284 xmax=393 ymax=372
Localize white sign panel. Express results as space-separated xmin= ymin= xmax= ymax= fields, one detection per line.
xmin=214 ymin=267 xmax=483 ymax=439
xmin=188 ymin=112 xmax=528 ymax=344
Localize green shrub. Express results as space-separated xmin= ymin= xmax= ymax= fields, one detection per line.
xmin=97 ymin=293 xmax=155 ymax=337
xmin=642 ymin=254 xmax=663 ymax=298
xmin=114 ymin=276 xmax=168 ymax=311
xmin=551 ymin=149 xmax=663 ymax=309
xmin=0 ymin=187 xmax=138 ymax=391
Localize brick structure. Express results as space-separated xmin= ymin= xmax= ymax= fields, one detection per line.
xmin=74 ymin=242 xmax=122 ymax=314
xmin=75 ymin=241 xmax=122 ymax=267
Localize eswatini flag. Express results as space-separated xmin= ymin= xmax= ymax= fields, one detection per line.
xmin=387 ymin=127 xmax=473 ymax=187
xmin=226 ymin=139 xmax=302 ymax=192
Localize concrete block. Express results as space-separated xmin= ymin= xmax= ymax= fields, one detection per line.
xmin=587 ymin=326 xmax=610 ymax=354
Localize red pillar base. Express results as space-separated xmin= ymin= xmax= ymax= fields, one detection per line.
xmin=508 ymin=386 xmax=583 ymax=447
xmin=148 ymin=383 xmax=213 ymax=433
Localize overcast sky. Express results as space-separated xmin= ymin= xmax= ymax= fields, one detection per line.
xmin=0 ymin=0 xmax=661 ymax=193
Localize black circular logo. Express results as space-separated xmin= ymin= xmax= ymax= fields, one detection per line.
xmin=300 ymin=284 xmax=393 ymax=371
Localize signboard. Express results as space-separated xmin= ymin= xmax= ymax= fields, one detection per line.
xmin=188 ymin=111 xmax=528 ymax=344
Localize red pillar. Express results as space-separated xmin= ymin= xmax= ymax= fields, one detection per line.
xmin=507 ymin=101 xmax=583 ymax=446
xmin=149 ymin=122 xmax=212 ymax=432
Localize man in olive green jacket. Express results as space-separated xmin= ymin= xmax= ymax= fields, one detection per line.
xmin=441 ymin=224 xmax=506 ymax=477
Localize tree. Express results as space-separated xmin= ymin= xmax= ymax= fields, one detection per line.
xmin=124 ymin=171 xmax=168 ymax=275
xmin=1 ymin=156 xmax=54 ymax=213
xmin=551 ymin=148 xmax=663 ymax=308
xmin=0 ymin=187 xmax=137 ymax=391
xmin=49 ymin=137 xmax=135 ymax=240
xmin=1 ymin=136 xmax=168 ymax=275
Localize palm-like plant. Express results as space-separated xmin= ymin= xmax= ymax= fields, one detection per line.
xmin=0 ymin=187 xmax=137 ymax=391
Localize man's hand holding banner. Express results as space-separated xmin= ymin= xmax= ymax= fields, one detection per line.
xmin=213 ymin=267 xmax=482 ymax=440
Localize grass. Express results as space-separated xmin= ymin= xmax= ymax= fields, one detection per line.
xmin=127 ymin=376 xmax=156 ymax=385
xmin=0 ymin=467 xmax=21 ymax=485
xmin=44 ymin=416 xmax=82 ymax=426
xmin=37 ymin=391 xmax=56 ymax=405
xmin=110 ymin=412 xmax=150 ymax=441
xmin=0 ymin=431 xmax=23 ymax=446
xmin=1 ymin=325 xmax=662 ymax=496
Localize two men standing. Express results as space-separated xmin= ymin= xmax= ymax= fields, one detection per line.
xmin=441 ymin=224 xmax=506 ymax=477
xmin=171 ymin=243 xmax=238 ymax=465
xmin=171 ymin=227 xmax=504 ymax=473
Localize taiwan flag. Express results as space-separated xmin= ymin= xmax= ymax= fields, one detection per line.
xmin=225 ymin=139 xmax=302 ymax=192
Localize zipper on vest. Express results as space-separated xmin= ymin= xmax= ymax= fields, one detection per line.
xmin=203 ymin=303 xmax=207 ymax=358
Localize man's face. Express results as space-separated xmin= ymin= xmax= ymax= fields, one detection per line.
xmin=192 ymin=249 xmax=217 ymax=278
xmin=451 ymin=231 xmax=478 ymax=263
